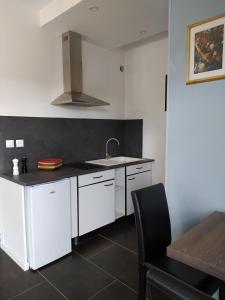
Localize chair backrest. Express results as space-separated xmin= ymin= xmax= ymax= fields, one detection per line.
xmin=147 ymin=265 xmax=214 ymax=300
xmin=132 ymin=183 xmax=171 ymax=263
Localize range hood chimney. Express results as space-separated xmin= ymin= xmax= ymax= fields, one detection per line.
xmin=51 ymin=31 xmax=110 ymax=107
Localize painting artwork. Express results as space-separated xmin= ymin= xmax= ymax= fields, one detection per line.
xmin=187 ymin=13 xmax=225 ymax=84
xmin=194 ymin=25 xmax=224 ymax=74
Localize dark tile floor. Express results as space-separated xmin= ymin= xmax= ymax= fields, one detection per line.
xmin=1 ymin=218 xmax=138 ymax=300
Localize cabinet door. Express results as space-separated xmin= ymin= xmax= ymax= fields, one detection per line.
xmin=79 ymin=180 xmax=115 ymax=235
xmin=126 ymin=171 xmax=152 ymax=215
xmin=27 ymin=180 xmax=71 ymax=269
xmin=70 ymin=177 xmax=78 ymax=238
xmin=115 ymin=167 xmax=125 ymax=219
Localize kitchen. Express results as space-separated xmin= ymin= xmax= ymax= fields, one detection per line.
xmin=2 ymin=0 xmax=225 ymax=300
xmin=0 ymin=1 xmax=167 ymax=299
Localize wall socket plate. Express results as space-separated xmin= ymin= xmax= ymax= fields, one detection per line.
xmin=16 ymin=139 xmax=24 ymax=148
xmin=6 ymin=140 xmax=14 ymax=148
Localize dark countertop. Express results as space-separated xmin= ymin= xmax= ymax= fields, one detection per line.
xmin=0 ymin=159 xmax=154 ymax=186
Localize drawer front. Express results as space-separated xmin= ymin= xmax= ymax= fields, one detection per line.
xmin=78 ymin=169 xmax=115 ymax=187
xmin=126 ymin=162 xmax=151 ymax=175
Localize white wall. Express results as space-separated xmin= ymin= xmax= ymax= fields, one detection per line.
xmin=0 ymin=1 xmax=124 ymax=119
xmin=124 ymin=35 xmax=168 ymax=183
xmin=0 ymin=1 xmax=168 ymax=183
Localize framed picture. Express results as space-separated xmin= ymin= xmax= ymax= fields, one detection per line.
xmin=186 ymin=13 xmax=225 ymax=85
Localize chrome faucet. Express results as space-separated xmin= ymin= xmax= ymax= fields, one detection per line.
xmin=106 ymin=138 xmax=120 ymax=160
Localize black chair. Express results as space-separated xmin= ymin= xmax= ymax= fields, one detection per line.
xmin=147 ymin=264 xmax=214 ymax=300
xmin=131 ymin=183 xmax=219 ymax=300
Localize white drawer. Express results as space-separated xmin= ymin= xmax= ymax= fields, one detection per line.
xmin=78 ymin=169 xmax=115 ymax=187
xmin=126 ymin=162 xmax=151 ymax=175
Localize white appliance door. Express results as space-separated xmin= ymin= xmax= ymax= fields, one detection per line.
xmin=126 ymin=171 xmax=152 ymax=215
xmin=28 ymin=179 xmax=71 ymax=269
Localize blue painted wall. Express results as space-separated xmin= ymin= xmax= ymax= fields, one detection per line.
xmin=167 ymin=0 xmax=225 ymax=238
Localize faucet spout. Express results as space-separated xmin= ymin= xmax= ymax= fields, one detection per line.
xmin=106 ymin=138 xmax=120 ymax=160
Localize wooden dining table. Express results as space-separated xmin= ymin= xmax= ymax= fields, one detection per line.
xmin=167 ymin=211 xmax=225 ymax=282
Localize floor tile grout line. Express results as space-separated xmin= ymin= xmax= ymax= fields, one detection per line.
xmin=116 ymin=281 xmax=137 ymax=295
xmin=74 ymin=250 xmax=116 ymax=280
xmin=74 ymin=224 xmax=128 ymax=247
xmin=8 ymin=281 xmax=45 ymax=300
xmin=98 ymin=233 xmax=138 ymax=255
xmin=84 ymin=243 xmax=115 ymax=260
xmin=37 ymin=270 xmax=69 ymax=300
xmin=82 ymin=241 xmax=116 ymax=261
xmin=76 ymin=220 xmax=136 ymax=247
xmin=75 ymin=249 xmax=137 ymax=294
xmin=116 ymin=279 xmax=138 ymax=295
xmin=74 ymin=249 xmax=138 ymax=294
xmin=9 ymin=226 xmax=137 ymax=300
xmin=87 ymin=279 xmax=118 ymax=300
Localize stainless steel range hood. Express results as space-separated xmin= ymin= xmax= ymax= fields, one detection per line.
xmin=51 ymin=31 xmax=110 ymax=107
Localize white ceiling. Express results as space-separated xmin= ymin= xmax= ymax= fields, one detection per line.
xmin=40 ymin=0 xmax=169 ymax=49
xmin=31 ymin=0 xmax=52 ymax=9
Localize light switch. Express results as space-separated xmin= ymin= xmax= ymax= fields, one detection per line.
xmin=6 ymin=140 xmax=14 ymax=148
xmin=16 ymin=139 xmax=24 ymax=148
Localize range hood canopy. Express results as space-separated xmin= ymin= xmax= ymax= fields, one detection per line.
xmin=51 ymin=31 xmax=110 ymax=107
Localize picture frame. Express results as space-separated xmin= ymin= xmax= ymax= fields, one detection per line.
xmin=186 ymin=13 xmax=225 ymax=85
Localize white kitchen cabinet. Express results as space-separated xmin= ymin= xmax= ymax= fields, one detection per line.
xmin=79 ymin=179 xmax=115 ymax=235
xmin=126 ymin=170 xmax=152 ymax=215
xmin=70 ymin=177 xmax=78 ymax=238
xmin=0 ymin=178 xmax=28 ymax=271
xmin=0 ymin=160 xmax=153 ymax=271
xmin=26 ymin=179 xmax=72 ymax=270
xmin=115 ymin=167 xmax=125 ymax=219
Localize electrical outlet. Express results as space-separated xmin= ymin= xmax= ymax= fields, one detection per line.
xmin=6 ymin=140 xmax=14 ymax=148
xmin=16 ymin=139 xmax=24 ymax=148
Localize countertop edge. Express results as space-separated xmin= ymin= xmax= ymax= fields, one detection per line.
xmin=0 ymin=159 xmax=154 ymax=186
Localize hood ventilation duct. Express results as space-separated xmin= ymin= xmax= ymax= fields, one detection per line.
xmin=51 ymin=31 xmax=110 ymax=107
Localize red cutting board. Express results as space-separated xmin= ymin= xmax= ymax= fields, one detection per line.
xmin=38 ymin=158 xmax=63 ymax=166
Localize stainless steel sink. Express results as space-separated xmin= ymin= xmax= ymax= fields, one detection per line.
xmin=86 ymin=156 xmax=144 ymax=167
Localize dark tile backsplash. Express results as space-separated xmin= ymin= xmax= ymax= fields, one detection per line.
xmin=0 ymin=116 xmax=143 ymax=174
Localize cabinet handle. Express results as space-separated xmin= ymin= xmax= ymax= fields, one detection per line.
xmin=128 ymin=177 xmax=136 ymax=181
xmin=104 ymin=183 xmax=113 ymax=187
xmin=136 ymin=167 xmax=143 ymax=170
xmin=93 ymin=175 xmax=103 ymax=179
xmin=50 ymin=191 xmax=56 ymax=194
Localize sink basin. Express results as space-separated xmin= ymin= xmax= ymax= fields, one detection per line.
xmin=86 ymin=156 xmax=144 ymax=167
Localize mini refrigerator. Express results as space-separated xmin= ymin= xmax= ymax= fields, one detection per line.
xmin=26 ymin=179 xmax=72 ymax=270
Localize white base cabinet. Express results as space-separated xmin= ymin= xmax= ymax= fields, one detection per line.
xmin=26 ymin=179 xmax=72 ymax=270
xmin=79 ymin=180 xmax=115 ymax=235
xmin=78 ymin=170 xmax=115 ymax=236
xmin=126 ymin=162 xmax=152 ymax=216
xmin=0 ymin=161 xmax=153 ymax=271
xmin=115 ymin=167 xmax=126 ymax=219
